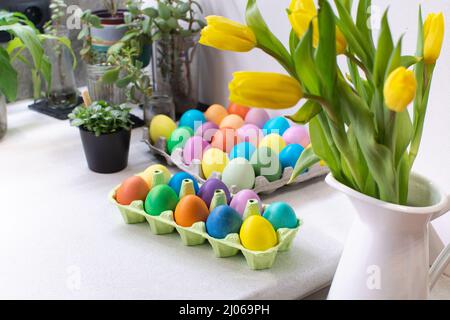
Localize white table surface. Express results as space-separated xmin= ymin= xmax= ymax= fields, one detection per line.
xmin=0 ymin=99 xmax=448 ymax=300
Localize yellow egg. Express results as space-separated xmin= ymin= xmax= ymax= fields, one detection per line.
xmin=259 ymin=134 xmax=286 ymax=154
xmin=201 ymin=148 xmax=229 ymax=179
xmin=240 ymin=215 xmax=278 ymax=251
xmin=149 ymin=115 xmax=177 ymax=144
xmin=138 ymin=164 xmax=172 ymax=188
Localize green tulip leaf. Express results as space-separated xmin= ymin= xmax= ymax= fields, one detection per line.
xmin=289 ymin=145 xmax=320 ymax=183
xmin=287 ymin=100 xmax=321 ymax=125
xmin=294 ymin=24 xmax=320 ymax=94
xmin=373 ymin=10 xmax=394 ymax=86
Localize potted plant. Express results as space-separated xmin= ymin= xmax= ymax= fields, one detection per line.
xmin=0 ymin=11 xmax=54 ymax=140
xmin=68 ymin=99 xmax=133 ymax=173
xmin=199 ymin=0 xmax=449 ymax=299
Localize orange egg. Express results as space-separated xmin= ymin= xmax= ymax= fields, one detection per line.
xmin=228 ymin=103 xmax=250 ymax=119
xmin=219 ymin=114 xmax=245 ymax=130
xmin=211 ymin=128 xmax=241 ymax=153
xmin=174 ymin=195 xmax=210 ymax=227
xmin=204 ymin=104 xmax=228 ymax=126
xmin=116 ymin=176 xmax=149 ymax=205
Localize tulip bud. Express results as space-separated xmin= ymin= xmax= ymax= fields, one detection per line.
xmin=384 ymin=67 xmax=417 ymax=112
xmin=424 ymin=12 xmax=445 ymax=64
xmin=229 ymin=72 xmax=303 ymax=109
xmin=199 ymin=16 xmax=257 ymax=52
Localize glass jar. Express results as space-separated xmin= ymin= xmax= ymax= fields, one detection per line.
xmin=44 ymin=27 xmax=78 ymax=108
xmin=0 ymin=95 xmax=6 ymax=140
xmin=143 ymin=95 xmax=176 ymax=127
xmin=152 ymin=34 xmax=199 ymax=117
xmin=86 ymin=63 xmax=127 ymax=105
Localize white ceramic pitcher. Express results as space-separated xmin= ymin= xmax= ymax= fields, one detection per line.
xmin=326 ymin=172 xmax=450 ymax=300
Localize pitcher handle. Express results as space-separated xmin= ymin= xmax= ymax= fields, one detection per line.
xmin=429 ymin=194 xmax=450 ymax=290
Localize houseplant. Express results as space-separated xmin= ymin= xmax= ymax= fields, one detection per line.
xmin=68 ymin=99 xmax=134 ymax=173
xmin=199 ymin=0 xmax=449 ymax=299
xmin=0 ymin=11 xmax=54 ymax=140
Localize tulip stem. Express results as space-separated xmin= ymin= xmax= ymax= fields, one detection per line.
xmin=304 ymin=93 xmax=337 ymax=123
xmin=345 ymin=52 xmax=371 ymax=80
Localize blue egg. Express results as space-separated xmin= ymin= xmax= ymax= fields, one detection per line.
xmin=206 ymin=205 xmax=242 ymax=239
xmin=229 ymin=142 xmax=257 ymax=161
xmin=263 ymin=117 xmax=290 ymax=136
xmin=179 ymin=109 xmax=206 ymax=131
xmin=263 ymin=202 xmax=298 ymax=230
xmin=168 ymin=172 xmax=200 ymax=197
xmin=279 ymin=144 xmax=304 ymax=169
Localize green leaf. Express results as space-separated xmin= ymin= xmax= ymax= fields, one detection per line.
xmin=101 ymin=67 xmax=120 ymax=84
xmin=289 ymin=146 xmax=320 ymax=183
xmin=397 ymin=153 xmax=410 ymax=205
xmin=293 ymin=25 xmax=320 ymax=94
xmin=401 ymin=55 xmax=422 ymax=68
xmin=373 ymin=10 xmax=393 ymax=86
xmin=287 ymin=100 xmax=321 ymax=124
xmin=246 ymin=0 xmax=294 ymax=75
xmin=0 ymin=46 xmax=18 ymax=101
xmin=392 ymin=110 xmax=413 ymax=167
xmin=356 ymin=0 xmax=374 ymax=51
xmin=385 ymin=37 xmax=402 ymax=79
xmin=116 ymin=75 xmax=133 ymax=88
xmin=289 ymin=29 xmax=299 ymax=56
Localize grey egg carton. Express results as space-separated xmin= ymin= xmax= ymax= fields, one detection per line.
xmin=142 ymin=128 xmax=329 ymax=195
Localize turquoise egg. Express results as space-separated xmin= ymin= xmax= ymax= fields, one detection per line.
xmin=206 ymin=205 xmax=242 ymax=239
xmin=263 ymin=117 xmax=290 ymax=136
xmin=229 ymin=142 xmax=256 ymax=161
xmin=168 ymin=172 xmax=200 ymax=197
xmin=179 ymin=109 xmax=206 ymax=131
xmin=279 ymin=144 xmax=304 ymax=169
xmin=263 ymin=202 xmax=298 ymax=230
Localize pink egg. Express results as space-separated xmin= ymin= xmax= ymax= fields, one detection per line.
xmin=245 ymin=109 xmax=270 ymax=128
xmin=195 ymin=121 xmax=219 ymax=142
xmin=283 ymin=125 xmax=310 ymax=147
xmin=183 ymin=136 xmax=211 ymax=165
xmin=238 ymin=124 xmax=264 ymax=146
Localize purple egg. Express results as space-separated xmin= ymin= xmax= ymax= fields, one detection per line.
xmin=245 ymin=109 xmax=270 ymax=129
xmin=238 ymin=124 xmax=263 ymax=146
xmin=198 ymin=178 xmax=232 ymax=207
xmin=195 ymin=121 xmax=219 ymax=142
xmin=282 ymin=125 xmax=310 ymax=147
xmin=230 ymin=189 xmax=262 ymax=217
xmin=183 ymin=136 xmax=211 ymax=165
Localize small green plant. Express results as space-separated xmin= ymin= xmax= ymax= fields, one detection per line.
xmin=78 ymin=10 xmax=103 ymax=64
xmin=69 ymin=101 xmax=133 ymax=136
xmin=102 ymin=0 xmax=125 ymax=17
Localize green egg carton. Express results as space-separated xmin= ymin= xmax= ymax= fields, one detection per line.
xmin=108 ymin=186 xmax=302 ymax=270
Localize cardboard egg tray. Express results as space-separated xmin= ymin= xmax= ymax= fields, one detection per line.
xmin=109 ymin=186 xmax=302 ymax=270
xmin=142 ymin=128 xmax=329 ymax=194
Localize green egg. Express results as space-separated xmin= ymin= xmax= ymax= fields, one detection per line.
xmin=167 ymin=126 xmax=194 ymax=154
xmin=144 ymin=185 xmax=179 ymax=216
xmin=250 ymin=146 xmax=282 ymax=182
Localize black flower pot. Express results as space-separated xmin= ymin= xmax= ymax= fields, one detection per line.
xmin=79 ymin=128 xmax=131 ymax=174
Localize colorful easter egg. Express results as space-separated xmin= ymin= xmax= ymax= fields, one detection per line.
xmin=183 ymin=136 xmax=210 ymax=165
xmin=167 ymin=126 xmax=194 ymax=154
xmin=206 ymin=205 xmax=242 ymax=239
xmin=245 ymin=109 xmax=270 ymax=128
xmin=282 ymin=125 xmax=310 ymax=147
xmin=219 ymin=114 xmax=245 ymax=130
xmin=279 ymin=144 xmax=304 ymax=169
xmin=230 ymin=189 xmax=262 ymax=217
xmin=229 ymin=142 xmax=256 ymax=161
xmin=211 ymin=128 xmax=241 ymax=153
xmin=179 ymin=109 xmax=206 ymax=131
xmin=116 ymin=176 xmax=149 ymax=205
xmin=168 ymin=172 xmax=200 ymax=197
xmin=259 ymin=134 xmax=286 ymax=154
xmin=139 ymin=164 xmax=172 ymax=188
xmin=240 ymin=215 xmax=278 ymax=251
xmin=228 ymin=102 xmax=250 ymax=119
xmin=263 ymin=202 xmax=298 ymax=230
xmin=263 ymin=116 xmax=290 ymax=136
xmin=149 ymin=114 xmax=177 ymax=144
xmin=222 ymin=158 xmax=256 ymax=190
xmin=195 ymin=121 xmax=219 ymax=142
xmin=144 ymin=184 xmax=179 ymax=216
xmin=174 ymin=195 xmax=209 ymax=227
xmin=237 ymin=124 xmax=263 ymax=146
xmin=204 ymin=104 xmax=228 ymax=126
xmin=198 ymin=178 xmax=232 ymax=208
xmin=201 ymin=148 xmax=229 ymax=179
xmin=250 ymin=147 xmax=282 ymax=182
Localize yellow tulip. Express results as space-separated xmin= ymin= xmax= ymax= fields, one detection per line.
xmin=384 ymin=67 xmax=417 ymax=112
xmin=287 ymin=0 xmax=347 ymax=55
xmin=229 ymin=72 xmax=303 ymax=109
xmin=423 ymin=12 xmax=445 ymax=64
xmin=199 ymin=16 xmax=257 ymax=52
